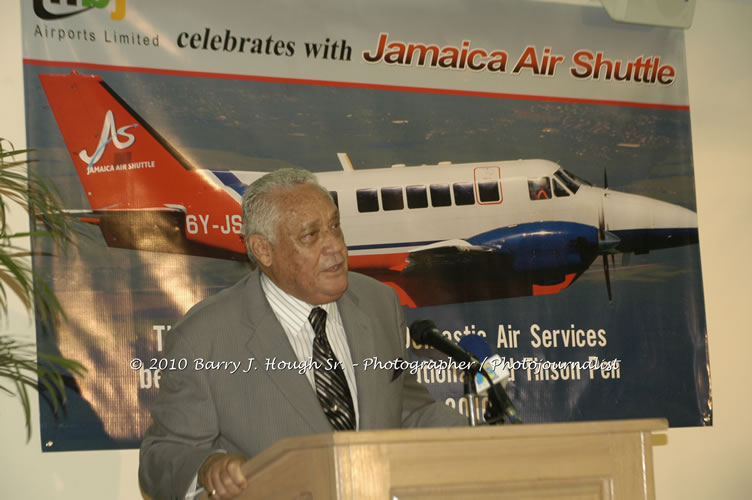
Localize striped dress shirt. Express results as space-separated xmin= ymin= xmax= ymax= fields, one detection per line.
xmin=260 ymin=272 xmax=360 ymax=428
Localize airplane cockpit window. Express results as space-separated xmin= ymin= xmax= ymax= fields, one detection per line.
xmin=356 ymin=188 xmax=379 ymax=213
xmin=554 ymin=169 xmax=581 ymax=193
xmin=528 ymin=177 xmax=552 ymax=200
xmin=329 ymin=191 xmax=339 ymax=208
xmin=552 ymin=179 xmax=570 ymax=197
xmin=406 ymin=185 xmax=429 ymax=208
xmin=430 ymin=184 xmax=452 ymax=207
xmin=477 ymin=181 xmax=501 ymax=203
xmin=381 ymin=187 xmax=405 ymax=211
xmin=453 ymin=183 xmax=475 ymax=206
xmin=566 ymin=169 xmax=592 ymax=186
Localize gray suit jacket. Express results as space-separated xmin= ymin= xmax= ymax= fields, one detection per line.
xmin=139 ymin=270 xmax=465 ymax=499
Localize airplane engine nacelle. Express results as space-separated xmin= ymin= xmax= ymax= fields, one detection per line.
xmin=467 ymin=222 xmax=599 ymax=277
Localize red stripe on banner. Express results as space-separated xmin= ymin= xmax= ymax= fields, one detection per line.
xmin=23 ymin=58 xmax=690 ymax=111
xmin=532 ymin=273 xmax=578 ymax=296
xmin=349 ymin=253 xmax=410 ymax=272
xmin=382 ymin=281 xmax=417 ymax=308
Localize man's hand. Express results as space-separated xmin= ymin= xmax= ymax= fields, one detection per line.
xmin=199 ymin=453 xmax=248 ymax=499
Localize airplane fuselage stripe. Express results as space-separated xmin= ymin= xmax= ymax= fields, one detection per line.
xmin=347 ymin=240 xmax=438 ymax=251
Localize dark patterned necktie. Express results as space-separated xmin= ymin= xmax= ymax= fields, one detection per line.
xmin=308 ymin=307 xmax=355 ymax=431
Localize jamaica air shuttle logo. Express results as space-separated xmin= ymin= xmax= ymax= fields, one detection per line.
xmin=80 ymin=110 xmax=142 ymax=175
xmin=34 ymin=0 xmax=126 ymax=21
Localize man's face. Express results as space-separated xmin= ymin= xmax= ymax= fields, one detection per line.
xmin=256 ymin=183 xmax=349 ymax=305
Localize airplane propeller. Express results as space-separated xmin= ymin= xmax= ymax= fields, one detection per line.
xmin=602 ymin=249 xmax=613 ymax=302
xmin=597 ymin=170 xmax=619 ymax=302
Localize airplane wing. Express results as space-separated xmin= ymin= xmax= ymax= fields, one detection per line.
xmin=407 ymin=238 xmax=494 ymax=254
xmin=68 ymin=208 xmax=248 ymax=261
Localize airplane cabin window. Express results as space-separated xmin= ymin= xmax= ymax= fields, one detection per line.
xmin=477 ymin=181 xmax=500 ymax=202
xmin=329 ymin=191 xmax=339 ymax=208
xmin=430 ymin=184 xmax=452 ymax=207
xmin=356 ymin=188 xmax=379 ymax=212
xmin=453 ymin=183 xmax=476 ymax=205
xmin=553 ymin=179 xmax=570 ymax=197
xmin=528 ymin=177 xmax=552 ymax=200
xmin=381 ymin=187 xmax=405 ymax=211
xmin=406 ymin=185 xmax=429 ymax=208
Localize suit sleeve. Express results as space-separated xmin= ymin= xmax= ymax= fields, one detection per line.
xmin=390 ymin=291 xmax=467 ymax=428
xmin=138 ymin=338 xmax=223 ymax=499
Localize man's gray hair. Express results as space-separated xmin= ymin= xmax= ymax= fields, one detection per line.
xmin=240 ymin=168 xmax=331 ymax=263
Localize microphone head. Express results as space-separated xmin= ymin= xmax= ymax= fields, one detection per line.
xmin=459 ymin=335 xmax=511 ymax=395
xmin=408 ymin=319 xmax=438 ymax=344
xmin=458 ymin=334 xmax=493 ymax=360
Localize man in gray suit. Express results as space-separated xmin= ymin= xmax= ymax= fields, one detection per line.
xmin=139 ymin=168 xmax=465 ymax=499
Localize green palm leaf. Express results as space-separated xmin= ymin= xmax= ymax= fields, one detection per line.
xmin=0 ymin=138 xmax=86 ymax=441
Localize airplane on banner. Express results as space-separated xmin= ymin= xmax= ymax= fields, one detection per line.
xmin=39 ymin=72 xmax=698 ymax=307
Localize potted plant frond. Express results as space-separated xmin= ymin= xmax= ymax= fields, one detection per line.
xmin=0 ymin=138 xmax=85 ymax=440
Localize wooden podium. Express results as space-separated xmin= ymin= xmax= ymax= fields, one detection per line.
xmin=201 ymin=418 xmax=666 ymax=500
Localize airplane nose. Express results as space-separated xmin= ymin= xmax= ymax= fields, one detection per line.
xmin=650 ymin=201 xmax=699 ymax=248
xmin=603 ymin=191 xmax=699 ymax=253
xmin=651 ymin=200 xmax=698 ymax=230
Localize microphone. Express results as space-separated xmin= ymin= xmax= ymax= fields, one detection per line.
xmin=457 ymin=334 xmax=522 ymax=425
xmin=408 ymin=320 xmax=481 ymax=371
xmin=409 ymin=320 xmax=522 ymax=424
xmin=458 ymin=335 xmax=511 ymax=394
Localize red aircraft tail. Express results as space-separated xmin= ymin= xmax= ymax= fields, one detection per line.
xmin=39 ymin=72 xmax=247 ymax=258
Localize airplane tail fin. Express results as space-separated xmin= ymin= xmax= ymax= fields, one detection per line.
xmin=39 ymin=72 xmax=246 ymax=255
xmin=40 ymin=72 xmax=207 ymax=210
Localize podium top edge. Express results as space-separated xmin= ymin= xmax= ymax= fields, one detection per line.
xmin=255 ymin=418 xmax=668 ymax=456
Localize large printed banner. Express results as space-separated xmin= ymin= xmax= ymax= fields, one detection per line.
xmin=21 ymin=0 xmax=709 ymax=451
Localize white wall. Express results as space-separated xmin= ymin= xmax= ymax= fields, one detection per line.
xmin=652 ymin=1 xmax=752 ymax=498
xmin=1 ymin=1 xmax=749 ymax=498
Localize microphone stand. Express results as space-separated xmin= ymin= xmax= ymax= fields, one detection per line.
xmin=479 ymin=367 xmax=508 ymax=425
xmin=464 ymin=365 xmax=523 ymax=425
xmin=463 ymin=371 xmax=480 ymax=427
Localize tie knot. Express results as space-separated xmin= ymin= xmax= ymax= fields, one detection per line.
xmin=308 ymin=307 xmax=327 ymax=337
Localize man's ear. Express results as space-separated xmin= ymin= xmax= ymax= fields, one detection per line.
xmin=248 ymin=235 xmax=273 ymax=268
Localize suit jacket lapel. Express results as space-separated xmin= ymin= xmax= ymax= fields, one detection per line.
xmin=241 ymin=271 xmax=331 ymax=433
xmin=338 ymin=286 xmax=381 ymax=430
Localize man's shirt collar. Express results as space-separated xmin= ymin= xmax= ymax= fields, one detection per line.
xmin=260 ymin=272 xmax=335 ymax=338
